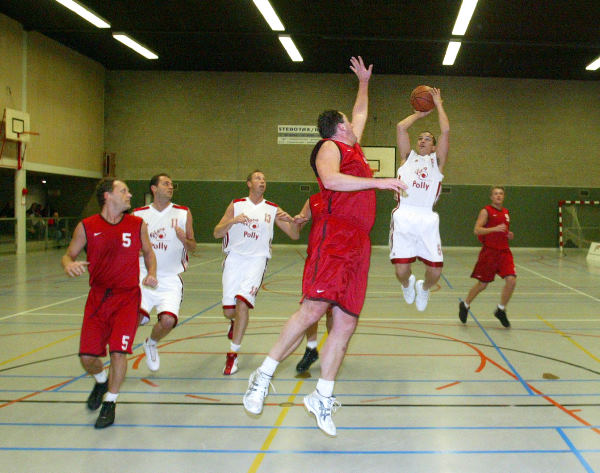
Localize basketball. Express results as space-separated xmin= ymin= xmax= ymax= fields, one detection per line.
xmin=410 ymin=85 xmax=434 ymax=112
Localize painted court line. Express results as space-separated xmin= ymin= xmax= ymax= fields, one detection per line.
xmin=536 ymin=314 xmax=600 ymax=363
xmin=0 ymin=294 xmax=86 ymax=321
xmin=516 ymin=262 xmax=600 ymax=303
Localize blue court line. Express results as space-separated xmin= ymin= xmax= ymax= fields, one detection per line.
xmin=556 ymin=427 xmax=596 ymax=473
xmin=4 ymin=388 xmax=600 ymax=398
xmin=459 ymin=298 xmax=535 ymax=395
xmin=440 ymin=272 xmax=453 ymax=290
xmin=2 ymin=422 xmax=600 ymax=431
xmin=1 ymin=446 xmax=599 ymax=455
xmin=52 ymin=259 xmax=300 ymax=392
xmin=4 ymin=374 xmax=600 ymax=384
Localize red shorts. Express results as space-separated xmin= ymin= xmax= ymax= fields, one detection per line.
xmin=471 ymin=247 xmax=516 ymax=283
xmin=79 ymin=286 xmax=141 ymax=357
xmin=302 ymin=216 xmax=371 ymax=317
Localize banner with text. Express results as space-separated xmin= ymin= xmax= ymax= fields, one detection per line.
xmin=277 ymin=125 xmax=320 ymax=145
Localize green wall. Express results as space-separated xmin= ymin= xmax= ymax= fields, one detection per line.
xmin=126 ymin=180 xmax=600 ymax=248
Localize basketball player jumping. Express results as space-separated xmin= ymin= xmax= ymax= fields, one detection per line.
xmin=389 ymin=87 xmax=449 ymax=311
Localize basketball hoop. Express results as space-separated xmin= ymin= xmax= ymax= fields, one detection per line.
xmin=16 ymin=131 xmax=39 ymax=170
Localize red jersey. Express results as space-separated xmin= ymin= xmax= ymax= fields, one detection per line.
xmin=82 ymin=213 xmax=143 ymax=289
xmin=310 ymin=139 xmax=376 ymax=233
xmin=478 ymin=205 xmax=510 ymax=250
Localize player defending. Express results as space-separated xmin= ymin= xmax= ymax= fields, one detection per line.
xmin=213 ymin=170 xmax=298 ymax=375
xmin=459 ymin=186 xmax=514 ymax=328
xmin=133 ymin=173 xmax=196 ymax=371
xmin=390 ymin=87 xmax=449 ymax=311
xmin=243 ymin=57 xmax=407 ymax=436
xmin=62 ymin=179 xmax=157 ymax=428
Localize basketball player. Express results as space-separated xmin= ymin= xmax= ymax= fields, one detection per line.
xmin=62 ymin=178 xmax=157 ymax=428
xmin=389 ymin=87 xmax=449 ymax=311
xmin=133 ymin=173 xmax=196 ymax=372
xmin=213 ymin=170 xmax=298 ymax=375
xmin=243 ymin=57 xmax=407 ymax=436
xmin=459 ymin=186 xmax=514 ymax=327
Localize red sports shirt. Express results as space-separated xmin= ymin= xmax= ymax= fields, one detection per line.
xmin=82 ymin=213 xmax=143 ymax=289
xmin=478 ymin=205 xmax=510 ymax=250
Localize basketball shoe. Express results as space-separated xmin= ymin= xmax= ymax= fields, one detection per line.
xmin=415 ymin=280 xmax=430 ymax=311
xmin=494 ymin=307 xmax=511 ymax=328
xmin=401 ymin=274 xmax=416 ymax=304
xmin=143 ymin=338 xmax=160 ymax=371
xmin=95 ymin=401 xmax=116 ymax=429
xmin=86 ymin=381 xmax=108 ymax=411
xmin=296 ymin=347 xmax=319 ymax=373
xmin=223 ymin=352 xmax=239 ymax=375
xmin=243 ymin=369 xmax=274 ymax=415
xmin=304 ymin=390 xmax=341 ymax=437
xmin=458 ymin=301 xmax=469 ymax=323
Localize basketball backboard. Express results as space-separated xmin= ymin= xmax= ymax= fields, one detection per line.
xmin=4 ymin=108 xmax=31 ymax=142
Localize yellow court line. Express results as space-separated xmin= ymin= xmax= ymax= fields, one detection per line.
xmin=536 ymin=314 xmax=600 ymax=363
xmin=0 ymin=333 xmax=79 ymax=367
xmin=247 ymin=334 xmax=328 ymax=473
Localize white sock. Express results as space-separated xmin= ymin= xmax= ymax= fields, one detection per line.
xmin=230 ymin=342 xmax=241 ymax=353
xmin=259 ymin=356 xmax=279 ymax=377
xmin=316 ymin=378 xmax=335 ymax=398
xmin=463 ymin=301 xmax=470 ymax=308
xmin=104 ymin=392 xmax=118 ymax=403
xmin=498 ymin=304 xmax=505 ymax=310
xmin=147 ymin=337 xmax=157 ymax=345
xmin=93 ymin=371 xmax=107 ymax=383
xmin=306 ymin=340 xmax=318 ymax=350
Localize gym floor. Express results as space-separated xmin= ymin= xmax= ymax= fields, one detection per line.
xmin=0 ymin=244 xmax=599 ymax=472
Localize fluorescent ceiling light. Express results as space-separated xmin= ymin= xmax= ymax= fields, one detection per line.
xmin=55 ymin=0 xmax=110 ymax=28
xmin=443 ymin=41 xmax=462 ymax=66
xmin=452 ymin=0 xmax=479 ymax=36
xmin=253 ymin=0 xmax=285 ymax=31
xmin=278 ymin=35 xmax=303 ymax=62
xmin=112 ymin=33 xmax=158 ymax=60
xmin=586 ymin=56 xmax=600 ymax=71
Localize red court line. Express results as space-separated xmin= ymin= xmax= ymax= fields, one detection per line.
xmin=0 ymin=379 xmax=72 ymax=409
xmin=185 ymin=394 xmax=221 ymax=402
xmin=436 ymin=381 xmax=461 ymax=390
xmin=359 ymin=322 xmax=600 ymax=435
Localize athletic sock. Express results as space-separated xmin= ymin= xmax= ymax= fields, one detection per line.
xmin=93 ymin=371 xmax=108 ymax=383
xmin=259 ymin=356 xmax=279 ymax=377
xmin=147 ymin=337 xmax=157 ymax=345
xmin=498 ymin=304 xmax=505 ymax=310
xmin=105 ymin=392 xmax=118 ymax=403
xmin=463 ymin=302 xmax=470 ymax=308
xmin=230 ymin=342 xmax=241 ymax=353
xmin=316 ymin=378 xmax=335 ymax=398
xmin=306 ymin=340 xmax=318 ymax=350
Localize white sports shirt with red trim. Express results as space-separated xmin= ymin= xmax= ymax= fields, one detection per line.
xmin=223 ymin=198 xmax=278 ymax=258
xmin=396 ymin=150 xmax=444 ymax=209
xmin=133 ymin=203 xmax=189 ymax=276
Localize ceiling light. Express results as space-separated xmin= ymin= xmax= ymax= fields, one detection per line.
xmin=443 ymin=41 xmax=462 ymax=66
xmin=253 ymin=0 xmax=285 ymax=31
xmin=586 ymin=55 xmax=600 ymax=71
xmin=452 ymin=0 xmax=479 ymax=36
xmin=278 ymin=35 xmax=303 ymax=62
xmin=112 ymin=33 xmax=158 ymax=60
xmin=54 ymin=0 xmax=110 ymax=28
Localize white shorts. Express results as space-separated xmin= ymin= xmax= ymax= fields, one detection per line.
xmin=139 ymin=274 xmax=183 ymax=325
xmin=389 ymin=205 xmax=443 ymax=266
xmin=222 ymin=252 xmax=268 ymax=309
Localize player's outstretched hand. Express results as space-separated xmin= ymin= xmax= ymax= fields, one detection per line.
xmin=142 ymin=275 xmax=158 ymax=288
xmin=64 ymin=261 xmax=89 ymax=278
xmin=429 ymin=87 xmax=442 ymax=106
xmin=350 ymin=56 xmax=372 ymax=82
xmin=376 ymin=177 xmax=408 ymax=193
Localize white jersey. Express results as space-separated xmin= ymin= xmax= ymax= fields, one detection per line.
xmin=223 ymin=197 xmax=278 ymax=258
xmin=133 ymin=202 xmax=189 ymax=277
xmin=396 ymin=150 xmax=444 ymax=209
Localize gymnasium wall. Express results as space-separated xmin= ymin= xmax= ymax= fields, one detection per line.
xmin=0 ymin=14 xmax=105 ymax=175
